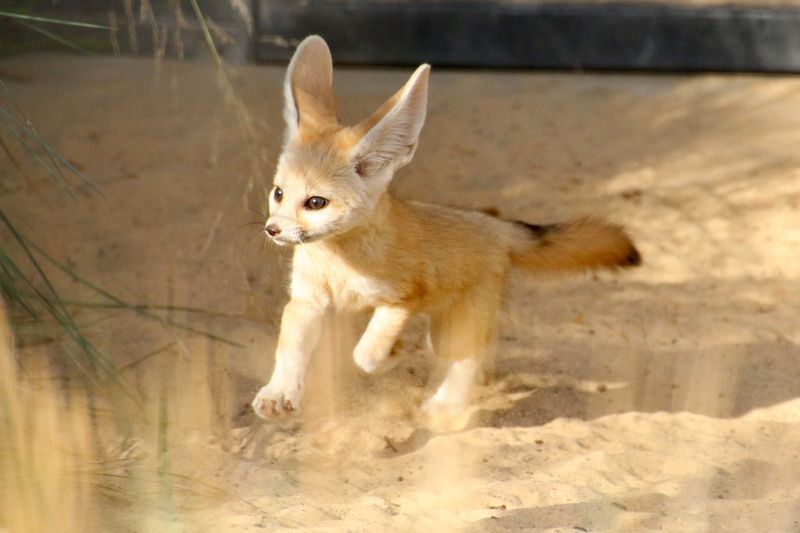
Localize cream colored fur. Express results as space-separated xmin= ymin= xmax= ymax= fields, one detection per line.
xmin=252 ymin=36 xmax=639 ymax=427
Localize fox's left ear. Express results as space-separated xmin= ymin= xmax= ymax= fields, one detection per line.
xmin=351 ymin=64 xmax=430 ymax=182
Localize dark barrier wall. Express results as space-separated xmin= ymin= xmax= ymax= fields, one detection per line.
xmin=255 ymin=0 xmax=800 ymax=72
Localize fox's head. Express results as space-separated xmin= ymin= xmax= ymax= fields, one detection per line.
xmin=265 ymin=36 xmax=430 ymax=245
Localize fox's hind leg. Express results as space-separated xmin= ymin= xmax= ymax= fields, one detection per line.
xmin=423 ymin=280 xmax=502 ymax=429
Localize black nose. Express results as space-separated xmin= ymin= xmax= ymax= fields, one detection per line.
xmin=265 ymin=224 xmax=281 ymax=237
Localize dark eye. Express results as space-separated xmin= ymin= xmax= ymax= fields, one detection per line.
xmin=273 ymin=186 xmax=283 ymax=203
xmin=305 ymin=196 xmax=328 ymax=210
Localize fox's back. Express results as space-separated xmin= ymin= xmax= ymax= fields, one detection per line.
xmin=399 ymin=199 xmax=521 ymax=279
xmin=293 ymin=196 xmax=521 ymax=312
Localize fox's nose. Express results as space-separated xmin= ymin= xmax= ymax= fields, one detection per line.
xmin=265 ymin=224 xmax=281 ymax=237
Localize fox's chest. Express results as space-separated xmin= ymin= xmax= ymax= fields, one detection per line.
xmin=324 ymin=263 xmax=396 ymax=309
xmin=292 ymin=247 xmax=397 ymax=310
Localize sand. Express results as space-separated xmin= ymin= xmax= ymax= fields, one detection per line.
xmin=1 ymin=53 xmax=799 ymax=532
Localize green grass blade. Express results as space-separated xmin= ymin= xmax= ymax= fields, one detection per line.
xmin=1 ymin=81 xmax=101 ymax=195
xmin=29 ymin=243 xmax=243 ymax=348
xmin=0 ymin=107 xmax=74 ymax=196
xmin=0 ymin=210 xmax=130 ymax=390
xmin=12 ymin=19 xmax=95 ymax=56
xmin=15 ymin=311 xmax=121 ymax=348
xmin=0 ymin=129 xmax=22 ymax=171
xmin=0 ymin=252 xmax=40 ymax=320
xmin=0 ymin=11 xmax=110 ymax=29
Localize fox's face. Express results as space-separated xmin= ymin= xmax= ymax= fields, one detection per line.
xmin=265 ymin=36 xmax=430 ymax=246
xmin=266 ymin=139 xmax=369 ymax=245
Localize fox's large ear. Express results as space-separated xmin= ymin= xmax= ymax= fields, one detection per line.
xmin=284 ymin=35 xmax=337 ymax=138
xmin=351 ymin=64 xmax=430 ymax=181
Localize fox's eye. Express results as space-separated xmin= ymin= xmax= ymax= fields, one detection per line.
xmin=304 ymin=196 xmax=328 ymax=210
xmin=273 ymin=186 xmax=283 ymax=203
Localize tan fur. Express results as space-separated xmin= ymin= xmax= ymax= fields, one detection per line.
xmin=510 ymin=217 xmax=640 ymax=273
xmin=252 ymin=36 xmax=640 ymax=425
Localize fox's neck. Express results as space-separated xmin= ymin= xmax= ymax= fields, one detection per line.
xmin=311 ymin=192 xmax=397 ymax=262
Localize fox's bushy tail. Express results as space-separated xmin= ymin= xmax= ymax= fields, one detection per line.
xmin=510 ymin=217 xmax=640 ymax=273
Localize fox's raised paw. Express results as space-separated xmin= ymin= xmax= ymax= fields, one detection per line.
xmin=252 ymin=384 xmax=301 ymax=419
xmin=353 ymin=345 xmax=403 ymax=375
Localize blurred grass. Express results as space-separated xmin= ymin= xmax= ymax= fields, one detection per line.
xmin=0 ymin=80 xmax=98 ymax=196
xmin=0 ymin=8 xmax=240 ymax=391
xmin=0 ymin=9 xmax=112 ymax=57
xmin=0 ymin=299 xmax=251 ymax=532
xmin=0 ymin=11 xmax=109 ymax=29
xmin=0 ymin=71 xmax=123 ymax=388
xmin=1 ymin=3 xmax=259 ymax=532
xmin=0 ymin=309 xmax=96 ymax=532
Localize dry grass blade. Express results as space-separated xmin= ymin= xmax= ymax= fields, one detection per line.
xmin=116 ymin=342 xmax=176 ymax=373
xmin=187 ymin=0 xmax=270 ymax=237
xmin=0 ymin=308 xmax=98 ymax=533
xmin=130 ymin=468 xmax=268 ymax=514
xmin=62 ymin=300 xmax=254 ymax=321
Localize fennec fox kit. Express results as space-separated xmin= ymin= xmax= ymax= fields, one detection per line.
xmin=252 ymin=36 xmax=640 ymax=423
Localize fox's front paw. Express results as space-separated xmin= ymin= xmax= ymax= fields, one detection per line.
xmin=252 ymin=383 xmax=301 ymax=419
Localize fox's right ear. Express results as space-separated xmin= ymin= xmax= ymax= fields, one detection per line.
xmin=283 ymin=35 xmax=337 ymax=139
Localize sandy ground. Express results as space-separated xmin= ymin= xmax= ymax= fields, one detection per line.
xmin=1 ymin=53 xmax=800 ymax=532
